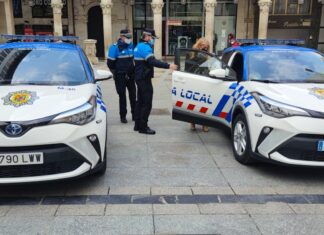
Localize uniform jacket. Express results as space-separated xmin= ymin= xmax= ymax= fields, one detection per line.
xmin=134 ymin=40 xmax=169 ymax=80
xmin=107 ymin=39 xmax=134 ymax=75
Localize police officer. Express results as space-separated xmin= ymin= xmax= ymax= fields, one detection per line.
xmin=107 ymin=29 xmax=136 ymax=123
xmin=134 ymin=28 xmax=177 ymax=135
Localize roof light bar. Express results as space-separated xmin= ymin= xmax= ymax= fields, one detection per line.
xmin=0 ymin=34 xmax=79 ymax=42
xmin=236 ymin=39 xmax=305 ymax=45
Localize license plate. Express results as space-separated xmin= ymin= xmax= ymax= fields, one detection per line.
xmin=318 ymin=140 xmax=324 ymax=152
xmin=0 ymin=153 xmax=44 ymax=166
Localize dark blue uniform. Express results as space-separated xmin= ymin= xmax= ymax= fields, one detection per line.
xmin=107 ymin=39 xmax=136 ymax=120
xmin=134 ymin=40 xmax=170 ymax=131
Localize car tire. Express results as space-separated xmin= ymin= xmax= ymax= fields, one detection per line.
xmin=231 ymin=113 xmax=255 ymax=165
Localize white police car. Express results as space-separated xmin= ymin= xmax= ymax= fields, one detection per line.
xmin=0 ymin=35 xmax=112 ymax=183
xmin=172 ymin=40 xmax=324 ymax=166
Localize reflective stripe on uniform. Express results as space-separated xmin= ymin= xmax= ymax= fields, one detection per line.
xmin=145 ymin=54 xmax=154 ymax=60
xmin=117 ymin=55 xmax=134 ymax=58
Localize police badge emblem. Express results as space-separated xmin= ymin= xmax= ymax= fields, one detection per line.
xmin=1 ymin=90 xmax=39 ymax=107
xmin=309 ymin=87 xmax=324 ymax=100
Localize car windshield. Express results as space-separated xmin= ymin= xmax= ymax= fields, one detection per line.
xmin=248 ymin=50 xmax=324 ymax=83
xmin=0 ymin=47 xmax=88 ymax=85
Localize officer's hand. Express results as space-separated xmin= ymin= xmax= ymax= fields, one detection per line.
xmin=169 ymin=64 xmax=178 ymax=70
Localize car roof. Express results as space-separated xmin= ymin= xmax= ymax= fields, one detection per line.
xmin=223 ymin=45 xmax=318 ymax=54
xmin=0 ymin=42 xmax=79 ymax=51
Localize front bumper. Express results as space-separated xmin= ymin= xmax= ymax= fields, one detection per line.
xmin=249 ymin=113 xmax=324 ymax=166
xmin=0 ymin=118 xmax=106 ymax=183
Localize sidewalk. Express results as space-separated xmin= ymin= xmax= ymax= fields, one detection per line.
xmin=1 ymin=62 xmax=324 ymax=234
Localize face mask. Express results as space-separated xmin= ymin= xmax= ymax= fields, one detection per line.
xmin=125 ymin=38 xmax=132 ymax=44
xmin=149 ymin=38 xmax=155 ymax=46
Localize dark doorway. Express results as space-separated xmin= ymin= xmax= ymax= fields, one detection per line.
xmin=88 ymin=6 xmax=104 ymax=58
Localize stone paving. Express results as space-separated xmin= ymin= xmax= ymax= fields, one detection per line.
xmin=1 ymin=62 xmax=324 ymax=234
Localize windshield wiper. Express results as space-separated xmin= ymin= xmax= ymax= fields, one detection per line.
xmin=250 ymin=79 xmax=278 ymax=83
xmin=305 ymin=68 xmax=314 ymax=73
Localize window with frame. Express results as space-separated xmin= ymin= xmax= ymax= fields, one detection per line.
xmin=32 ymin=0 xmax=68 ymax=18
xmin=270 ymin=0 xmax=312 ymax=15
xmin=12 ymin=0 xmax=23 ymax=18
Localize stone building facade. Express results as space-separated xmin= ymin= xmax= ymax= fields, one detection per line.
xmin=1 ymin=0 xmax=324 ymax=60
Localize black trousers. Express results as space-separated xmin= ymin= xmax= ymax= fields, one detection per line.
xmin=114 ymin=73 xmax=136 ymax=119
xmin=134 ymin=79 xmax=153 ymax=129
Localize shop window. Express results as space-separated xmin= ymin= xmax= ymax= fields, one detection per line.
xmin=270 ymin=0 xmax=312 ymax=15
xmin=215 ymin=2 xmax=237 ymax=16
xmin=169 ymin=0 xmax=203 ymax=17
xmin=32 ymin=0 xmax=68 ymax=18
xmin=12 ymin=0 xmax=23 ymax=18
xmin=287 ymin=0 xmax=298 ymax=14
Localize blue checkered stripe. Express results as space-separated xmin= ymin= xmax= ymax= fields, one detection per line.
xmin=96 ymin=86 xmax=106 ymax=113
xmin=230 ymin=83 xmax=254 ymax=108
xmin=212 ymin=83 xmax=253 ymax=123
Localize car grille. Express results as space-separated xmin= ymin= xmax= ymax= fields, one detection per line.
xmin=0 ymin=144 xmax=86 ymax=178
xmin=276 ymin=134 xmax=324 ymax=161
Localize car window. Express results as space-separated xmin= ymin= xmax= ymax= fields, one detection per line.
xmin=0 ymin=48 xmax=89 ymax=86
xmin=230 ymin=53 xmax=244 ymax=80
xmin=248 ymin=50 xmax=324 ymax=83
xmin=176 ymin=49 xmax=223 ymax=77
xmin=222 ymin=51 xmax=234 ymax=64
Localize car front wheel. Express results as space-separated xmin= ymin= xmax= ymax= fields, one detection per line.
xmin=232 ymin=113 xmax=254 ymax=164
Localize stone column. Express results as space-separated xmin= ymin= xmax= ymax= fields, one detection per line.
xmin=84 ymin=39 xmax=99 ymax=65
xmin=258 ymin=0 xmax=272 ymax=39
xmin=127 ymin=0 xmax=134 ymax=31
xmin=204 ymin=0 xmax=217 ymax=53
xmin=4 ymin=0 xmax=15 ymax=34
xmin=151 ymin=0 xmax=164 ymax=59
xmin=101 ymin=0 xmax=113 ymax=59
xmin=51 ymin=0 xmax=64 ymax=36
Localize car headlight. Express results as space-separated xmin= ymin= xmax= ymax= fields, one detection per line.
xmin=252 ymin=93 xmax=310 ymax=118
xmin=50 ymin=96 xmax=97 ymax=125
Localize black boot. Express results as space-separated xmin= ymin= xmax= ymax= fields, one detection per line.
xmin=139 ymin=126 xmax=156 ymax=135
xmin=121 ymin=117 xmax=127 ymax=124
xmin=134 ymin=121 xmax=139 ymax=131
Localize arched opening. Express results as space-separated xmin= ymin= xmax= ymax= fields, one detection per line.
xmin=87 ymin=6 xmax=104 ymax=58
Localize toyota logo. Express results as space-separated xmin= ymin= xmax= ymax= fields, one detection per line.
xmin=5 ymin=123 xmax=23 ymax=136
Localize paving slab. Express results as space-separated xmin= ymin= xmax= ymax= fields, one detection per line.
xmin=151 ymin=187 xmax=192 ymax=195
xmin=105 ymin=204 xmax=152 ymax=215
xmin=289 ymin=204 xmax=324 ymax=214
xmin=105 ymin=168 xmax=152 ymax=186
xmin=56 ymin=205 xmax=105 ymax=216
xmin=149 ymin=167 xmax=228 ymax=187
xmin=6 ymin=205 xmax=58 ymax=217
xmin=148 ymin=153 xmax=217 ymax=168
xmin=243 ymin=202 xmax=295 ymax=215
xmin=0 ymin=215 xmax=154 ymax=235
xmin=154 ymin=215 xmax=261 ymax=235
xmin=232 ymin=186 xmax=277 ymax=195
xmin=191 ymin=186 xmax=234 ymax=195
xmin=153 ymin=204 xmax=200 ymax=215
xmin=148 ymin=142 xmax=209 ymax=155
xmin=107 ymin=153 xmax=149 ymax=168
xmin=109 ymin=187 xmax=151 ymax=195
xmin=252 ymin=215 xmax=324 ymax=235
xmin=199 ymin=204 xmax=247 ymax=215
xmin=0 ymin=206 xmax=10 ymax=217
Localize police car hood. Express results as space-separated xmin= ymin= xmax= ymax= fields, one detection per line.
xmin=250 ymin=82 xmax=324 ymax=112
xmin=0 ymin=84 xmax=94 ymax=122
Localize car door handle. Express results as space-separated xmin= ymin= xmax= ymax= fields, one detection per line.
xmin=174 ymin=78 xmax=185 ymax=83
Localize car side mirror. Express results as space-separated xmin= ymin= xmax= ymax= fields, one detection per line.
xmin=95 ymin=69 xmax=113 ymax=81
xmin=209 ymin=68 xmax=226 ymax=78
